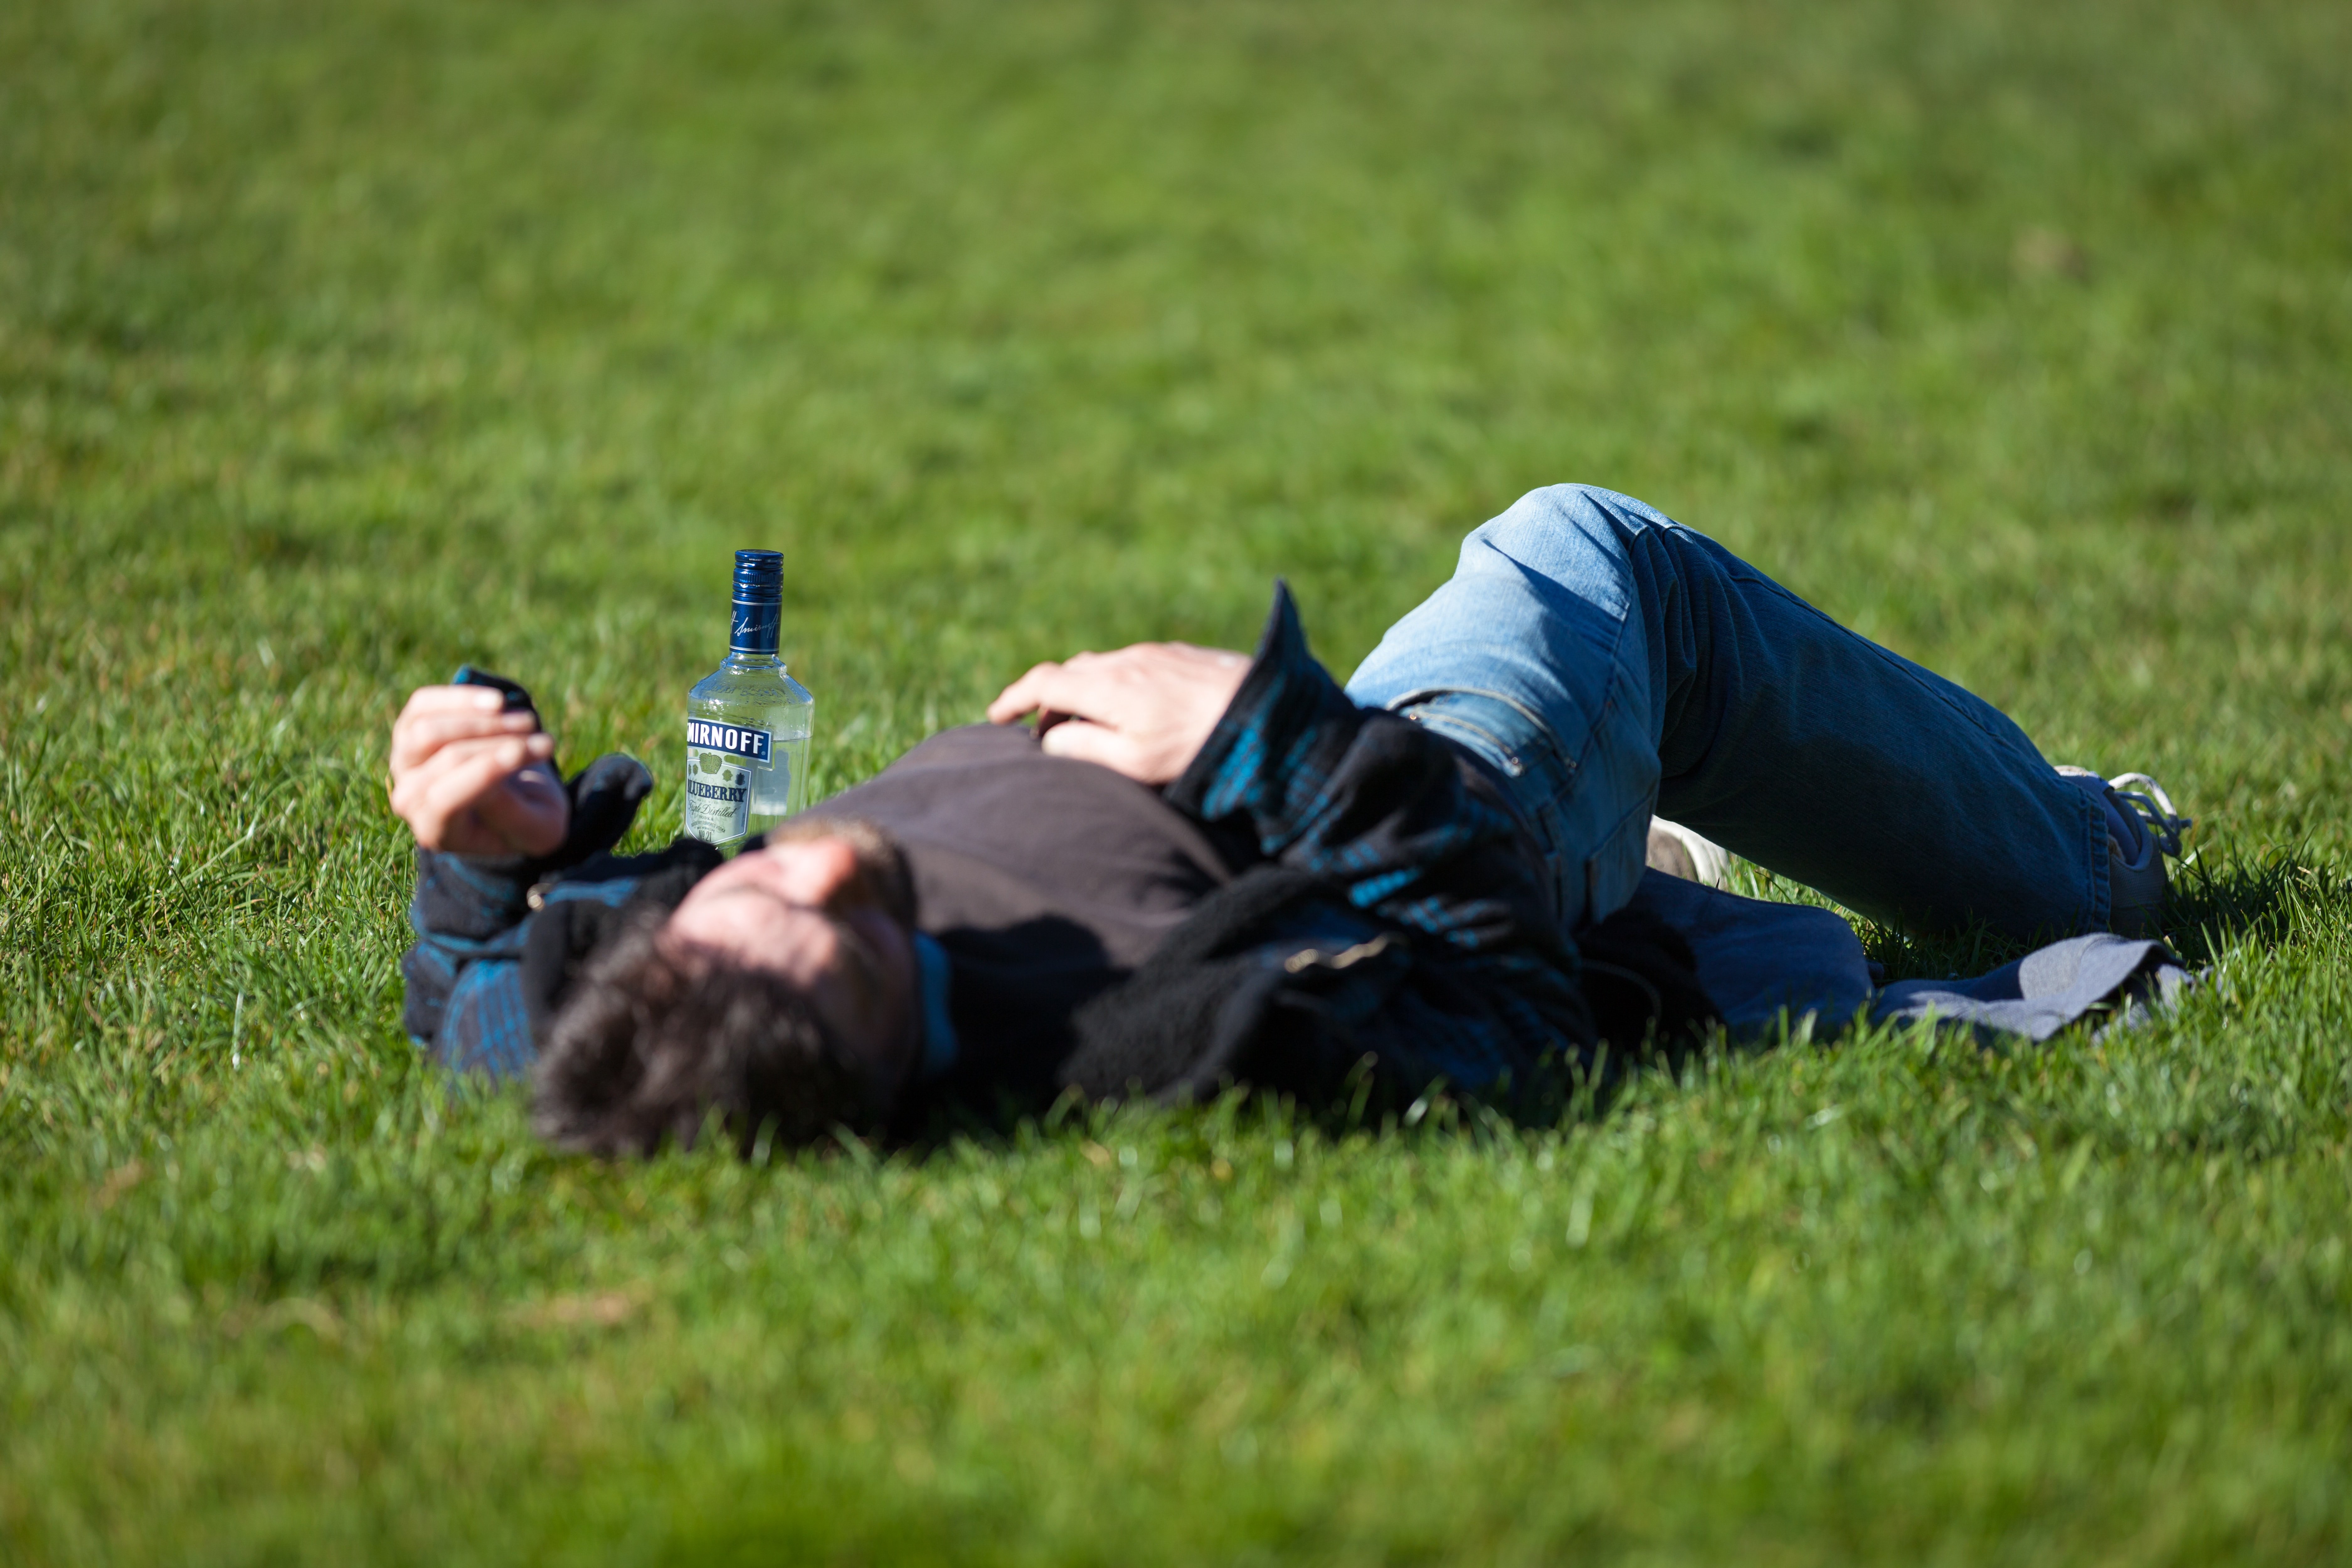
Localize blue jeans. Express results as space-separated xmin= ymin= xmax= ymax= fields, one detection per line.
xmin=1345 ymin=485 xmax=2108 ymax=940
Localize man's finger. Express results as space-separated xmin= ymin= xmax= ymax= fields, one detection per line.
xmin=389 ymin=739 xmax=516 ymax=835
xmin=1035 ymin=717 xmax=1147 ymax=780
xmin=985 ymin=661 xmax=1070 ymax=725
xmin=391 ymin=736 xmax=549 ymax=841
xmin=397 ymin=685 xmax=508 ymax=724
xmin=415 ymin=749 xmax=539 ymax=837
xmin=393 ymin=733 xmax=544 ymax=800
xmin=987 ymin=660 xmax=1132 ymax=729
xmin=466 ymin=767 xmax=570 ymax=856
xmin=390 ymin=733 xmax=504 ymax=808
xmin=389 ymin=708 xmax=538 ymax=776
xmin=390 ymin=685 xmax=528 ymax=777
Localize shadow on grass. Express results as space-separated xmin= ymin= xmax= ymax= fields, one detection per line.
xmin=901 ymin=1026 xmax=1730 ymax=1160
xmin=1856 ymin=920 xmax=2036 ymax=988
xmin=2161 ymin=845 xmax=2317 ymax=966
xmin=1844 ymin=842 xmax=2328 ymax=985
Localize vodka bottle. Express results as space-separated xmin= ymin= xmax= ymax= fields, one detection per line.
xmin=682 ymin=549 xmax=814 ymax=849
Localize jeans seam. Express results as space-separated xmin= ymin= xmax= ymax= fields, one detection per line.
xmin=2083 ymin=785 xmax=2111 ymax=933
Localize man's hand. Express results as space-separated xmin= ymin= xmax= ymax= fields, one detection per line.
xmin=985 ymin=641 xmax=1250 ymax=785
xmin=389 ymin=686 xmax=570 ymax=857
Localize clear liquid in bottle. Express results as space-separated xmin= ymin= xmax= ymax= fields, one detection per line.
xmin=682 ymin=549 xmax=813 ymax=850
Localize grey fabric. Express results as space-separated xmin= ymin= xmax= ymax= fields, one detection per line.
xmin=1871 ymin=933 xmax=2192 ymax=1042
xmin=1623 ymin=869 xmax=2192 ymax=1043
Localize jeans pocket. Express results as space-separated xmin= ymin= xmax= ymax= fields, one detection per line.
xmin=1394 ymin=688 xmax=1574 ymax=784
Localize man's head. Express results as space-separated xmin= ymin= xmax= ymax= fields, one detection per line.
xmin=531 ymin=818 xmax=921 ymax=1156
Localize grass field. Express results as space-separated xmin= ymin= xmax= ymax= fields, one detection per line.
xmin=5 ymin=0 xmax=2351 ymax=1561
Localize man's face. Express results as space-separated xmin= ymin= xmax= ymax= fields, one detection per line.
xmin=661 ymin=822 xmax=920 ymax=1101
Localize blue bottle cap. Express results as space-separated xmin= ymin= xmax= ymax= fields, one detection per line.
xmin=734 ymin=549 xmax=783 ymax=601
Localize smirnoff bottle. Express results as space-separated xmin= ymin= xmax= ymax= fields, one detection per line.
xmin=682 ymin=549 xmax=814 ymax=848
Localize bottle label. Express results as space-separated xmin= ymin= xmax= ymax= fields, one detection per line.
xmin=683 ymin=721 xmax=772 ymax=841
xmin=686 ymin=719 xmax=773 ymax=763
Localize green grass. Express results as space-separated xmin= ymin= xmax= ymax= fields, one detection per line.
xmin=5 ymin=0 xmax=2351 ymax=1561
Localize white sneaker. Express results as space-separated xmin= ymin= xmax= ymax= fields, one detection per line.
xmin=2057 ymin=767 xmax=2191 ymax=936
xmin=1646 ymin=816 xmax=1732 ymax=888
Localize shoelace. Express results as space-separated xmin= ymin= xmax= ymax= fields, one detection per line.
xmin=2106 ymin=772 xmax=2191 ymax=858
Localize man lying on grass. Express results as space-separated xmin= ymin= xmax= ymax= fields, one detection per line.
xmin=393 ymin=485 xmax=2190 ymax=1154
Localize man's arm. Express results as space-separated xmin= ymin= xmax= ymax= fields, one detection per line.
xmin=389 ymin=676 xmax=652 ymax=1076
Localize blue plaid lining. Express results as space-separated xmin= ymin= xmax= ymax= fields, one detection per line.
xmin=404 ymin=847 xmax=649 ymax=1082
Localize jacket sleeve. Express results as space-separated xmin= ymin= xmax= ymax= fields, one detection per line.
xmin=1158 ymin=583 xmax=1596 ymax=1099
xmin=400 ymin=850 xmax=541 ymax=1080
xmin=399 ymin=738 xmax=656 ymax=1081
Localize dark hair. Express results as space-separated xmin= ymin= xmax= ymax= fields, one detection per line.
xmin=530 ymin=911 xmax=873 ymax=1157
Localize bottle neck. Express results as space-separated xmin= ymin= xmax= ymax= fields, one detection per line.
xmin=730 ymin=596 xmax=781 ymax=658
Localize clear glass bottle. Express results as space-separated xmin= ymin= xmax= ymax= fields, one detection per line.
xmin=682 ymin=549 xmax=814 ymax=850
